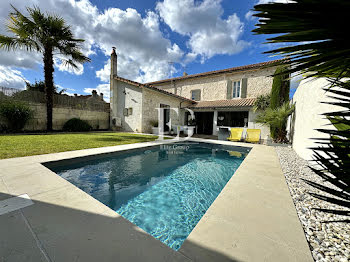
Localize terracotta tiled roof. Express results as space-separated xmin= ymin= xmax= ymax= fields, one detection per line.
xmin=146 ymin=59 xmax=287 ymax=85
xmin=114 ymin=76 xmax=195 ymax=103
xmin=188 ymin=98 xmax=256 ymax=109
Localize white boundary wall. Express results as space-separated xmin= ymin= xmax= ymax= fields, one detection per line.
xmin=289 ymin=78 xmax=343 ymax=161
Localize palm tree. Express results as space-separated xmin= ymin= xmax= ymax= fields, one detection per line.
xmin=256 ymin=102 xmax=295 ymax=143
xmin=0 ymin=5 xmax=90 ymax=131
xmin=253 ymin=0 xmax=350 ymax=221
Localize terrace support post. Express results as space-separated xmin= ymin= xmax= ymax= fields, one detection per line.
xmin=212 ymin=110 xmax=218 ymax=136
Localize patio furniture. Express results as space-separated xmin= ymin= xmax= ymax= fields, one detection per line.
xmin=227 ymin=128 xmax=244 ymax=142
xmin=184 ymin=126 xmax=196 ymax=136
xmin=218 ymin=127 xmax=231 ymax=140
xmin=245 ymin=129 xmax=261 ymax=143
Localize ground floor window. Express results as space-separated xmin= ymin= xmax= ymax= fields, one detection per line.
xmin=217 ymin=111 xmax=248 ymax=127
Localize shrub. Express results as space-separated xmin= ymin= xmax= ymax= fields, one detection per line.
xmin=0 ymin=100 xmax=33 ymax=132
xmin=256 ymin=102 xmax=295 ymax=143
xmin=149 ymin=120 xmax=158 ymax=127
xmin=63 ymin=118 xmax=92 ymax=132
xmin=253 ymin=94 xmax=271 ymax=112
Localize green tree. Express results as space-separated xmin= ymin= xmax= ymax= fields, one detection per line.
xmin=270 ymin=66 xmax=290 ymax=109
xmin=25 ymin=80 xmax=65 ymax=94
xmin=0 ymin=5 xmax=90 ymax=131
xmin=269 ymin=66 xmax=290 ymax=139
xmin=26 ymin=80 xmax=46 ymax=93
xmin=253 ymin=0 xmax=350 ymax=220
xmin=256 ymin=102 xmax=294 ymax=143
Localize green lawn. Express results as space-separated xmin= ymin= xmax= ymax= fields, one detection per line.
xmin=0 ymin=132 xmax=159 ymax=159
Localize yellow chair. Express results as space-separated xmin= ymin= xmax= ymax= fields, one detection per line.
xmin=245 ymin=129 xmax=261 ymax=143
xmin=227 ymin=128 xmax=243 ymax=142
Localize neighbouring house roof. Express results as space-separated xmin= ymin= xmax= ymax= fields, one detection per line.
xmin=114 ymin=76 xmax=195 ymax=103
xmin=146 ymin=59 xmax=287 ymax=85
xmin=188 ymin=98 xmax=256 ymax=109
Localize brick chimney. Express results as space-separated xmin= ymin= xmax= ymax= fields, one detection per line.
xmin=92 ymin=90 xmax=97 ymax=98
xmin=110 ymin=46 xmax=118 ymax=129
xmin=111 ymin=47 xmax=117 ymax=77
xmin=100 ymin=93 xmax=104 ymax=101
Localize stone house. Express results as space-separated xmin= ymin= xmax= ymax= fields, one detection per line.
xmin=110 ymin=48 xmax=285 ymax=140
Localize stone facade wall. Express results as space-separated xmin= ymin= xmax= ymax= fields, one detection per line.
xmin=141 ymin=88 xmax=192 ymax=133
xmin=0 ymin=102 xmax=110 ymax=131
xmin=152 ymin=66 xmax=277 ymax=101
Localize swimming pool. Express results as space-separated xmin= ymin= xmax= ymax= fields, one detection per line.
xmin=51 ymin=142 xmax=250 ymax=250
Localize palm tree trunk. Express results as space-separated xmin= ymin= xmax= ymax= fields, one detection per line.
xmin=43 ymin=46 xmax=54 ymax=131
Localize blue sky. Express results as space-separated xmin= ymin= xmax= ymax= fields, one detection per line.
xmin=0 ymin=0 xmax=296 ymax=101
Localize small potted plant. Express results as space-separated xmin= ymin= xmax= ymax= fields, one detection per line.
xmin=149 ymin=120 xmax=159 ymax=135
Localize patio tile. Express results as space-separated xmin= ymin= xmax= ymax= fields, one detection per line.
xmin=180 ymin=217 xmax=311 ymax=262
xmin=28 ymin=183 xmax=112 ymax=214
xmin=0 ymin=177 xmax=10 ymax=201
xmin=1 ymin=163 xmax=71 ymax=197
xmin=21 ymin=186 xmax=191 ymax=262
xmin=204 ymin=194 xmax=308 ymax=252
xmin=179 ymin=145 xmax=313 ymax=262
xmin=0 ymin=211 xmax=47 ymax=262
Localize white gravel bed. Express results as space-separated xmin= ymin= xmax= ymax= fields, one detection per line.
xmin=275 ymin=146 xmax=350 ymax=262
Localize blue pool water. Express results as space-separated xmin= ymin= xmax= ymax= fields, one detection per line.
xmin=52 ymin=142 xmax=249 ymax=250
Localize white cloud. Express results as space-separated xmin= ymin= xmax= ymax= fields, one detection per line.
xmin=84 ymin=83 xmax=110 ymax=102
xmin=156 ymin=0 xmax=249 ymax=60
xmin=0 ymin=66 xmax=27 ymax=89
xmin=183 ymin=52 xmax=198 ymax=64
xmin=96 ymin=60 xmax=110 ymax=83
xmin=0 ymin=0 xmax=185 ymax=83
xmin=93 ymin=8 xmax=184 ymax=82
xmin=56 ymin=84 xmax=76 ymax=96
xmin=55 ymin=58 xmax=85 ymax=75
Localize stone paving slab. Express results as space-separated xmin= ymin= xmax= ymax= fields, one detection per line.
xmin=0 ymin=210 xmax=47 ymax=262
xmin=0 ymin=138 xmax=313 ymax=262
xmin=179 ymin=145 xmax=314 ymax=262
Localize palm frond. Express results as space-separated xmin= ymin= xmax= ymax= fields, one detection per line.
xmin=253 ymin=0 xmax=350 ymax=221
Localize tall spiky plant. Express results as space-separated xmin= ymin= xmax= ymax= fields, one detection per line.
xmin=253 ymin=0 xmax=350 ymax=220
xmin=0 ymin=5 xmax=90 ymax=131
xmin=256 ymin=102 xmax=295 ymax=143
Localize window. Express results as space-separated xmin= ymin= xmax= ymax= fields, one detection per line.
xmin=217 ymin=111 xmax=248 ymax=127
xmin=191 ymin=89 xmax=201 ymax=101
xmin=232 ymin=80 xmax=241 ymax=98
xmin=123 ymin=108 xmax=128 ymax=116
